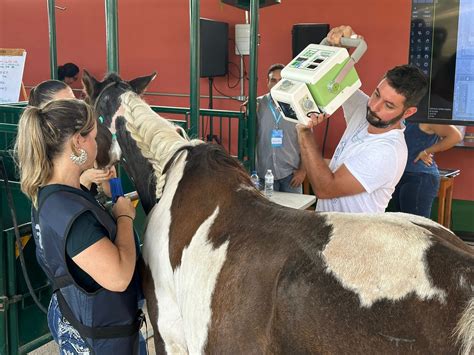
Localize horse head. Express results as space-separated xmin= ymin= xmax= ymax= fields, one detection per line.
xmin=82 ymin=70 xmax=160 ymax=213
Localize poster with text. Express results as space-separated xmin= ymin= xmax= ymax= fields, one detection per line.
xmin=0 ymin=49 xmax=27 ymax=104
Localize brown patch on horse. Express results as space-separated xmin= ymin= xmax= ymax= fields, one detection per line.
xmin=167 ymin=143 xmax=252 ymax=270
xmin=95 ymin=122 xmax=113 ymax=168
xmin=139 ymin=258 xmax=165 ymax=354
xmin=270 ymin=214 xmax=473 ymax=354
xmin=204 ymin=200 xmax=332 ymax=353
xmin=167 ymin=143 xmax=334 ymax=352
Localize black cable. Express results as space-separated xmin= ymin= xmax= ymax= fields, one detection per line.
xmin=0 ymin=156 xmax=48 ymax=314
xmin=226 ymin=64 xmax=241 ymax=89
xmin=227 ymin=62 xmax=241 ymax=79
xmin=321 ymin=115 xmax=330 ymax=157
xmin=212 ymin=81 xmax=241 ymax=102
xmin=228 ymin=38 xmax=249 ymax=80
xmin=306 ymin=114 xmax=331 ymax=203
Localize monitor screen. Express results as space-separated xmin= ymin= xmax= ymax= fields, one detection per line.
xmin=409 ymin=0 xmax=474 ymax=125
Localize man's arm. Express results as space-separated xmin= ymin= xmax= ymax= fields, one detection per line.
xmin=297 ymin=125 xmax=365 ymax=199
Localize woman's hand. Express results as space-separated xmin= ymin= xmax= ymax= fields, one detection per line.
xmin=100 ymin=166 xmax=117 ymax=197
xmin=80 ymin=168 xmax=115 ymax=189
xmin=414 ymin=150 xmax=434 ymax=166
xmin=112 ymin=196 xmax=136 ymax=221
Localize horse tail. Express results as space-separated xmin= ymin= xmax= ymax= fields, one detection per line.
xmin=454 ymin=297 xmax=474 ymax=355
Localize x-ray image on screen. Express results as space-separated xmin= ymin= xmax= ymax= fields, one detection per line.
xmin=409 ymin=0 xmax=474 ymax=125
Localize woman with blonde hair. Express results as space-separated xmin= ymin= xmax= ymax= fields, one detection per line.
xmin=15 ymin=99 xmax=143 ymax=354
xmin=28 ymin=79 xmax=116 ymax=194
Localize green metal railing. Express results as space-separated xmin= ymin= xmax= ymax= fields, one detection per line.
xmin=0 ymin=103 xmax=248 ymax=166
xmin=0 ymin=222 xmax=52 ymax=355
xmin=150 ymin=106 xmax=248 ymax=165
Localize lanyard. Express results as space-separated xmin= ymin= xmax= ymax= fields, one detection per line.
xmin=268 ymin=97 xmax=281 ymax=127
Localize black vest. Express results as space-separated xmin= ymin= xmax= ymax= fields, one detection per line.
xmin=32 ymin=186 xmax=142 ymax=354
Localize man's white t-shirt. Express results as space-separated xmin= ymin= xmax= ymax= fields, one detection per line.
xmin=316 ymin=90 xmax=408 ymax=213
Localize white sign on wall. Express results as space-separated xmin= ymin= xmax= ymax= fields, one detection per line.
xmin=0 ymin=49 xmax=27 ymax=104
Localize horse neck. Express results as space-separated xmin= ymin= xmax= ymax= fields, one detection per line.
xmin=120 ymin=93 xmax=200 ymax=198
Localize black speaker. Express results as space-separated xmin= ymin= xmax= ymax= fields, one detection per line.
xmin=221 ymin=0 xmax=281 ymax=10
xmin=292 ymin=23 xmax=330 ymax=58
xmin=200 ymin=18 xmax=229 ymax=78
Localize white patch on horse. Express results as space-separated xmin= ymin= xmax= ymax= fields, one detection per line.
xmin=174 ymin=207 xmax=228 ymax=353
xmin=142 ymin=152 xmax=188 ymax=354
xmin=109 ymin=138 xmax=122 ymax=166
xmin=321 ymin=212 xmax=447 ymax=307
xmin=142 ymin=151 xmax=228 ymax=353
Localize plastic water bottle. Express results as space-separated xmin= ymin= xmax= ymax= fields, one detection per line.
xmin=264 ymin=169 xmax=274 ymax=197
xmin=250 ymin=171 xmax=260 ymax=190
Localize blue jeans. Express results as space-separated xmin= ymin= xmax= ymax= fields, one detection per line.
xmin=47 ymin=293 xmax=146 ymax=354
xmin=259 ymin=173 xmax=303 ymax=194
xmin=391 ymin=171 xmax=440 ymax=218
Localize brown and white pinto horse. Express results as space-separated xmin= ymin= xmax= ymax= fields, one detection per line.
xmin=83 ymin=71 xmax=474 ymax=355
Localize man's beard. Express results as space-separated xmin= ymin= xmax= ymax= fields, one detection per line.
xmin=365 ymin=107 xmax=405 ymax=129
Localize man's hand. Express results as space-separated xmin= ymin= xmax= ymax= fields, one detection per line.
xmin=296 ymin=113 xmax=329 ymax=134
xmin=290 ymin=168 xmax=306 ymax=187
xmin=240 ymin=100 xmax=260 ymax=115
xmin=326 ymin=25 xmax=357 ymax=46
xmin=240 ymin=100 xmax=248 ymax=114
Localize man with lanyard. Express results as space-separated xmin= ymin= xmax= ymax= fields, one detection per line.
xmin=256 ymin=63 xmax=306 ymax=193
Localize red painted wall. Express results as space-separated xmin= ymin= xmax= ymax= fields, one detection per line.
xmin=1 ymin=0 xmax=472 ymax=199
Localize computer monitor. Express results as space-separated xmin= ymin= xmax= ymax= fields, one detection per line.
xmin=409 ymin=0 xmax=474 ymax=125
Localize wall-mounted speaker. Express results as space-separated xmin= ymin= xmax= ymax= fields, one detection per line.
xmin=221 ymin=0 xmax=281 ymax=10
xmin=200 ymin=18 xmax=229 ymax=78
xmin=292 ymin=23 xmax=330 ymax=58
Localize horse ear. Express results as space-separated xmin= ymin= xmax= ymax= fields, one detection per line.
xmin=128 ymin=72 xmax=157 ymax=95
xmin=82 ymin=69 xmax=100 ymax=99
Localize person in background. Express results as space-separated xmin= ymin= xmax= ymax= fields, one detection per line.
xmin=14 ymin=99 xmax=143 ymax=353
xmin=28 ymin=80 xmax=75 ymax=105
xmin=297 ymin=25 xmax=428 ymax=213
xmin=256 ymin=63 xmax=306 ymax=193
xmin=58 ymin=62 xmax=80 ymax=86
xmin=28 ymin=79 xmax=116 ymax=196
xmin=391 ymin=123 xmax=462 ymax=218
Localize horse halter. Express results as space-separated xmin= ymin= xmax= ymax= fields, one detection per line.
xmin=93 ymin=80 xmax=131 ymax=127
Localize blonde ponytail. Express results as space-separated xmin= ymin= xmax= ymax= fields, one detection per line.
xmin=14 ymin=107 xmax=53 ymax=207
xmin=14 ymin=99 xmax=95 ymax=207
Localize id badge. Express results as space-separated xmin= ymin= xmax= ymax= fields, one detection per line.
xmin=271 ymin=129 xmax=283 ymax=148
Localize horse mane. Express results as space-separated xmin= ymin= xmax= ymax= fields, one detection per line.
xmin=120 ymin=92 xmax=202 ymax=198
xmin=183 ymin=143 xmax=253 ymax=187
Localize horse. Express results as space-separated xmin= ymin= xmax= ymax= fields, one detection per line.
xmin=83 ymin=70 xmax=474 ymax=354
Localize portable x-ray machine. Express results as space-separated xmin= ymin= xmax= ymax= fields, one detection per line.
xmin=271 ymin=37 xmax=367 ymax=124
